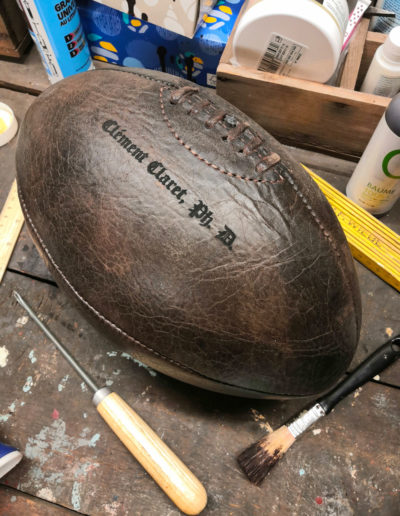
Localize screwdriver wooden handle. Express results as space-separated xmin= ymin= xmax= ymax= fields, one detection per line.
xmin=96 ymin=391 xmax=207 ymax=515
xmin=13 ymin=292 xmax=207 ymax=514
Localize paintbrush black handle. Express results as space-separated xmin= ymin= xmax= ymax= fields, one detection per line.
xmin=319 ymin=336 xmax=400 ymax=414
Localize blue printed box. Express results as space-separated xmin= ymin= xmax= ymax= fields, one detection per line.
xmin=77 ymin=0 xmax=244 ymax=87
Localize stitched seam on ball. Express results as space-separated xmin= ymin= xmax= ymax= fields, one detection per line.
xmin=17 ymin=189 xmax=211 ymax=379
xmin=159 ymin=87 xmax=284 ymax=185
xmin=280 ymin=169 xmax=360 ymax=337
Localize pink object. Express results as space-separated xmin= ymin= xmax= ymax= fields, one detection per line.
xmin=342 ymin=0 xmax=371 ymax=51
xmin=52 ymin=408 xmax=59 ymax=420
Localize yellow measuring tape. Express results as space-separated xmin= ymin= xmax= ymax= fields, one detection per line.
xmin=303 ymin=165 xmax=400 ymax=292
xmin=0 ymin=179 xmax=24 ymax=283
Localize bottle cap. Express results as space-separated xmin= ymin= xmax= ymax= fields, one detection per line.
xmin=0 ymin=442 xmax=23 ymax=479
xmin=382 ymin=26 xmax=400 ymax=62
xmin=385 ymin=93 xmax=400 ymax=137
xmin=0 ymin=102 xmax=18 ymax=147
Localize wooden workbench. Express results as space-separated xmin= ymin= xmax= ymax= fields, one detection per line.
xmin=1 ymin=48 xmax=399 ymax=516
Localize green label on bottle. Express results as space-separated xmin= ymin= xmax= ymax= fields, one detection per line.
xmin=382 ymin=149 xmax=400 ymax=179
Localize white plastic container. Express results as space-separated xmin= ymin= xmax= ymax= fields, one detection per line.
xmin=0 ymin=103 xmax=18 ymax=147
xmin=360 ymin=26 xmax=400 ymax=97
xmin=231 ymin=0 xmax=349 ymax=83
xmin=346 ymin=93 xmax=400 ymax=215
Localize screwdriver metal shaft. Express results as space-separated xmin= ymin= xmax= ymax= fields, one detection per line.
xmin=13 ymin=291 xmax=99 ymax=392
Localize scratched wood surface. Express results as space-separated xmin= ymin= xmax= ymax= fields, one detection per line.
xmin=0 ymin=48 xmax=400 ymax=515
xmin=1 ymin=272 xmax=400 ymax=516
xmin=0 ymin=89 xmax=35 ymax=209
xmin=0 ymin=485 xmax=75 ymax=515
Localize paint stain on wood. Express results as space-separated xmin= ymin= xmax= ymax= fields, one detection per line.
xmin=57 ymin=375 xmax=70 ymax=392
xmin=22 ymin=376 xmax=34 ymax=392
xmin=28 ymin=350 xmax=37 ymax=364
xmin=0 ymin=346 xmax=9 ymax=367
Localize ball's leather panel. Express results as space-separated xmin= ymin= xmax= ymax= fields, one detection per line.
xmin=16 ymin=68 xmax=361 ymax=398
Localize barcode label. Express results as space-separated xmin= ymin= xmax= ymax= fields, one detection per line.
xmin=259 ymin=41 xmax=281 ymax=73
xmin=258 ymin=33 xmax=307 ymax=75
xmin=207 ymin=73 xmax=217 ymax=88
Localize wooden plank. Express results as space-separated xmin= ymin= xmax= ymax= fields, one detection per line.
xmin=0 ymin=89 xmax=35 ymax=283
xmin=0 ymin=88 xmax=35 ymax=210
xmin=217 ymin=62 xmax=389 ymax=160
xmin=0 ymin=486 xmax=76 ymax=515
xmin=0 ymin=47 xmax=49 ymax=95
xmin=0 ymin=0 xmax=30 ymax=59
xmin=340 ymin=18 xmax=371 ymax=91
xmin=8 ymin=224 xmax=54 ymax=283
xmin=0 ymin=1 xmax=29 ymax=45
xmin=0 ymin=180 xmax=24 ymax=283
xmin=0 ymin=87 xmax=53 ymax=283
xmin=0 ymin=271 xmax=399 ymax=515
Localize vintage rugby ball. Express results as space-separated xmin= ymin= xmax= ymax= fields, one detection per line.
xmin=16 ymin=69 xmax=361 ymax=398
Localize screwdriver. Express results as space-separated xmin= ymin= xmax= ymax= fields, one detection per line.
xmin=13 ymin=291 xmax=207 ymax=515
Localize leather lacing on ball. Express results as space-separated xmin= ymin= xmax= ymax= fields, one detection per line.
xmin=170 ymin=86 xmax=199 ymax=104
xmin=205 ymin=111 xmax=226 ymax=129
xmin=189 ymin=99 xmax=211 ymax=115
xmin=168 ymin=86 xmax=283 ymax=178
xmin=242 ymin=135 xmax=262 ymax=155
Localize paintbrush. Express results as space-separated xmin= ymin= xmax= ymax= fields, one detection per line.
xmin=237 ymin=335 xmax=400 ymax=485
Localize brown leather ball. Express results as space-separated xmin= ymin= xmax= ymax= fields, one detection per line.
xmin=16 ymin=69 xmax=361 ymax=398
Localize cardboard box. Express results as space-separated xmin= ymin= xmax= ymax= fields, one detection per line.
xmin=91 ymin=0 xmax=216 ymax=38
xmin=216 ymin=5 xmax=391 ymax=160
xmin=78 ymin=0 xmax=245 ymax=88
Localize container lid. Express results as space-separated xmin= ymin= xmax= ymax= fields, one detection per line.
xmin=382 ymin=26 xmax=400 ymax=62
xmin=0 ymin=102 xmax=18 ymax=147
xmin=0 ymin=449 xmax=23 ymax=479
xmin=385 ymin=93 xmax=400 ymax=137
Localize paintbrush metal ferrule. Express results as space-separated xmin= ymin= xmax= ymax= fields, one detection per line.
xmin=287 ymin=403 xmax=326 ymax=438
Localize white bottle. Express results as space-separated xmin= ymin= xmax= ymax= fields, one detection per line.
xmin=231 ymin=0 xmax=349 ymax=84
xmin=346 ymin=94 xmax=400 ymax=216
xmin=360 ymin=26 xmax=400 ymax=97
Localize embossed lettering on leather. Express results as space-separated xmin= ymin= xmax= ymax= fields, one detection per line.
xmin=16 ymin=69 xmax=361 ymax=399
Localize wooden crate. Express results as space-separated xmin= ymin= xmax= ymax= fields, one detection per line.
xmin=0 ymin=0 xmax=31 ymax=59
xmin=217 ymin=13 xmax=390 ymax=161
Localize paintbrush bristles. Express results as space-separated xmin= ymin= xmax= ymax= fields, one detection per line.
xmin=237 ymin=425 xmax=295 ymax=485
